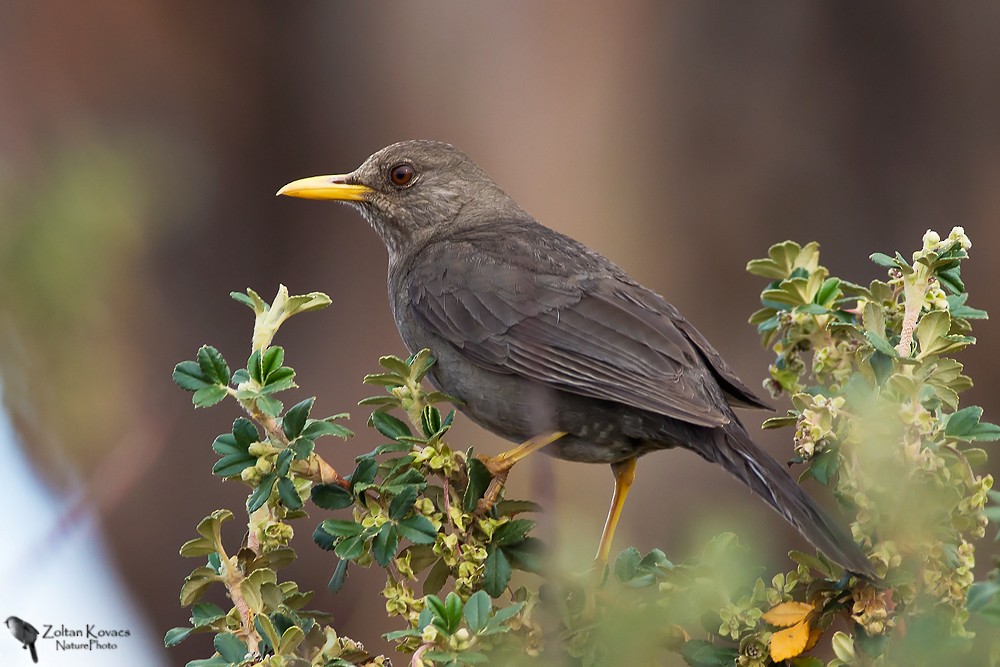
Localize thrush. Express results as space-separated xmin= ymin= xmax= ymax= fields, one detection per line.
xmin=278 ymin=140 xmax=874 ymax=576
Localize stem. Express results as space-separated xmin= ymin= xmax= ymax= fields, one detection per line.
xmin=216 ymin=542 xmax=261 ymax=655
xmin=896 ymin=269 xmax=929 ymax=357
xmin=239 ymin=397 xmax=350 ymax=488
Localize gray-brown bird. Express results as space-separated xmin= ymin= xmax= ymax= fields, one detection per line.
xmin=6 ymin=616 xmax=39 ymax=663
xmin=278 ymin=140 xmax=874 ymax=576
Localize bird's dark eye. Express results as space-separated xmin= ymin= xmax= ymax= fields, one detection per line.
xmin=389 ymin=163 xmax=415 ymax=187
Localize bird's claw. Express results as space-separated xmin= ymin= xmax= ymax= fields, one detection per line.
xmin=474 ymin=464 xmax=510 ymax=515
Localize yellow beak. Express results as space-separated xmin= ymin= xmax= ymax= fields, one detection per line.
xmin=276 ymin=174 xmax=373 ymax=201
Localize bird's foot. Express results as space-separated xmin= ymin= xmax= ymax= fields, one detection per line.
xmin=473 ymin=432 xmax=566 ymax=515
xmin=474 ymin=467 xmax=510 ymax=515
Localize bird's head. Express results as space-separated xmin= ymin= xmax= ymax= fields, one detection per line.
xmin=278 ymin=140 xmax=522 ymax=258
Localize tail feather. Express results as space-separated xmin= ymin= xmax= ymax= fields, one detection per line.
xmin=705 ymin=420 xmax=875 ymax=578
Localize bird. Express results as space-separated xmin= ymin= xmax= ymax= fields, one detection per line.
xmin=6 ymin=616 xmax=39 ymax=663
xmin=277 ymin=140 xmax=874 ymax=577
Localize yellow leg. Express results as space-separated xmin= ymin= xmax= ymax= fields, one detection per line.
xmin=477 ymin=431 xmax=566 ymax=513
xmin=595 ymin=457 xmax=637 ymax=563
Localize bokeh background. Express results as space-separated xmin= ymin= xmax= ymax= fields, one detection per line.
xmin=2 ymin=2 xmax=1000 ymax=664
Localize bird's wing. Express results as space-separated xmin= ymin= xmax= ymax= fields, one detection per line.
xmin=407 ymin=239 xmax=740 ymax=427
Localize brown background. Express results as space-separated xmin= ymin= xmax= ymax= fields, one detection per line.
xmin=2 ymin=2 xmax=999 ymax=663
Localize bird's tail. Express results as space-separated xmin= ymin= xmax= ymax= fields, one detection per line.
xmin=706 ymin=419 xmax=875 ymax=578
xmin=28 ymin=642 xmax=38 ymax=663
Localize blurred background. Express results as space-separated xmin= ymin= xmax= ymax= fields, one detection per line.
xmin=2 ymin=1 xmax=999 ymax=664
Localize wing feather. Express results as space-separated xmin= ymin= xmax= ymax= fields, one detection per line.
xmin=408 ymin=248 xmax=737 ymax=427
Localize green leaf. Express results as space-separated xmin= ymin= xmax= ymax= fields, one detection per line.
xmin=948 ymin=293 xmax=989 ymax=320
xmin=494 ymin=499 xmax=544 ymax=516
xmin=968 ymin=581 xmax=1000 ymax=612
xmin=282 ymin=397 xmax=315 ymax=440
xmin=915 ymin=310 xmax=952 ymax=357
xmin=350 ymin=457 xmax=379 ymax=488
xmin=485 ymin=602 xmax=524 ymax=628
xmin=370 ymin=412 xmax=412 ymax=440
xmin=232 ymin=418 xmax=258 ymax=446
xmin=192 ymin=384 xmax=228 ymax=408
xmin=163 ymin=626 xmax=192 ymax=647
xmin=423 ymin=558 xmax=450 ymax=596
xmin=328 ymin=559 xmax=349 ymax=593
xmin=284 ymin=291 xmax=332 ymax=316
xmin=179 ymin=567 xmax=217 ymax=606
xmin=408 ymin=349 xmax=437 ymax=381
xmin=746 ymin=241 xmax=805 ymax=279
xmin=254 ymin=614 xmax=279 ymax=653
xmin=358 ymin=394 xmax=401 ymax=406
xmin=179 ymin=536 xmax=215 ymax=557
xmin=277 ymin=477 xmax=303 ymax=510
xmin=301 ymin=418 xmax=353 ymax=440
xmin=969 ymin=422 xmax=1000 ymax=442
xmin=362 ymin=373 xmax=405 ymax=388
xmin=276 ymin=625 xmax=305 ymax=656
xmin=425 ymin=594 xmax=448 ymax=628
xmin=491 ymin=519 xmax=535 ymax=546
xmin=463 ymin=457 xmax=491 ymax=512
xmin=421 ymin=406 xmax=442 ymax=438
xmin=197 ymin=346 xmax=231 ymax=385
xmin=503 ymin=537 xmax=545 ymax=573
xmin=464 ymin=590 xmax=491 ymax=634
xmin=869 ymin=252 xmax=899 ymax=268
xmin=444 ymin=592 xmax=464 ymax=634
xmin=261 ymin=346 xmax=285 ymax=381
xmin=372 ymin=523 xmax=399 ymax=567
xmin=317 ymin=519 xmax=366 ymax=538
xmin=378 ymin=355 xmax=412 ymax=377
xmin=614 ymin=546 xmax=642 ymax=582
xmin=946 ymin=406 xmax=984 ymax=438
xmin=259 ymin=367 xmax=296 ymax=394
xmin=211 ymin=433 xmax=256 ymax=478
xmin=762 ymin=415 xmax=798 ymax=430
xmin=381 ymin=467 xmax=426 ymax=495
xmin=788 ymin=550 xmax=836 ymax=577
xmin=869 ymin=350 xmax=894 ymax=386
xmin=289 ymin=437 xmax=315 ymax=460
xmin=483 ymin=546 xmax=512 ymax=597
xmin=214 ymin=632 xmax=248 ymax=663
xmin=311 ymin=483 xmax=355 ymax=510
xmin=275 ymin=448 xmax=294 ymax=477
xmin=334 ymin=534 xmax=368 ymax=561
xmin=186 ymin=657 xmax=230 ymax=667
xmin=814 ymin=277 xmax=841 ymax=307
xmin=247 ymin=349 xmax=264 ymax=384
xmin=680 ymin=639 xmax=739 ymax=667
xmin=230 ymin=289 xmax=262 ymax=312
xmin=191 ymin=602 xmax=226 ymax=627
xmin=808 ymin=447 xmax=838 ymax=486
xmin=389 ymin=485 xmax=419 ymax=520
xmin=942 ymin=407 xmax=1000 ymax=441
xmin=397 ymin=515 xmax=438 ymax=544
xmin=173 ymin=360 xmax=212 ymax=391
xmin=247 ymin=473 xmax=277 ymax=513
xmin=938 ymin=266 xmax=965 ymax=294
xmin=256 ymin=395 xmax=283 ymax=417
